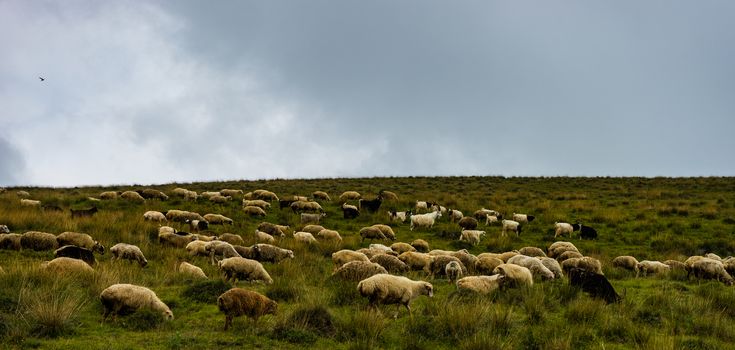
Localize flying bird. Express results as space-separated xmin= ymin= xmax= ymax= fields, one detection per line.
xmin=39 ymin=77 xmax=45 ymax=81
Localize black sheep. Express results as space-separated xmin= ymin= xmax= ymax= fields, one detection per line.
xmin=70 ymin=207 xmax=98 ymax=218
xmin=572 ymin=224 xmax=598 ymax=240
xmin=568 ymin=268 xmax=620 ymax=303
xmin=54 ymin=245 xmax=96 ymax=266
xmin=343 ymin=206 xmax=360 ymax=219
xmin=359 ymin=196 xmax=383 ymax=213
xmin=279 ymin=199 xmax=296 ymax=210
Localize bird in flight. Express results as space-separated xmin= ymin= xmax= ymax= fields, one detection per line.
xmin=39 ymin=77 xmax=45 ymax=81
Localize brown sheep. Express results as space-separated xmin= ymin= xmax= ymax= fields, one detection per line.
xmin=331 ymin=261 xmax=388 ymax=282
xmin=370 ymin=254 xmax=410 ymax=274
xmin=217 ymin=288 xmax=277 ymax=330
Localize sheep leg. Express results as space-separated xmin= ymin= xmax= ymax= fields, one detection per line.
xmin=224 ymin=315 xmax=232 ymax=331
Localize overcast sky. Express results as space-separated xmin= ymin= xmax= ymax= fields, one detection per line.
xmin=2 ymin=1 xmax=734 ymax=187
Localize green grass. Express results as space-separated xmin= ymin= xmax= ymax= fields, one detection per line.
xmin=1 ymin=176 xmax=735 ymax=349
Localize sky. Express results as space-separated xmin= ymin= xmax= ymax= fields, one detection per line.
xmin=1 ymin=1 xmax=734 ymax=187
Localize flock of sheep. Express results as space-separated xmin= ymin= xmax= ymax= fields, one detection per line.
xmin=1 ymin=186 xmax=734 ymax=330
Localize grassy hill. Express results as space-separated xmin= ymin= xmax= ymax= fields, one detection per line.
xmin=1 ymin=176 xmax=734 ymax=349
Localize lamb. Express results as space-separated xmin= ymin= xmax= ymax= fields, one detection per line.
xmin=110 ymin=243 xmax=148 ymax=267
xmin=100 ymin=284 xmax=173 ymax=321
xmin=410 ymin=211 xmax=442 ymax=231
xmin=339 ymin=191 xmax=361 ymax=203
xmin=573 ymin=224 xmax=598 ymax=240
xmin=55 ymin=245 xmax=96 ymax=266
xmin=56 ymin=231 xmax=105 ymax=254
xmin=20 ymin=231 xmax=58 ymax=251
xmin=203 ymin=214 xmax=234 ymax=225
xmin=459 ymin=230 xmax=485 ymax=246
xmin=205 ymin=241 xmax=242 ymax=265
xmin=100 ymin=191 xmax=120 ymax=200
xmin=537 ymin=257 xmax=564 ymax=279
xmin=43 ymin=257 xmax=94 ymax=274
xmin=342 ymin=203 xmax=360 ymax=219
xmin=243 ymin=199 xmax=271 ymax=209
xmin=370 ymin=254 xmax=409 ymax=274
xmin=332 ymin=261 xmax=388 ymax=281
xmin=457 ymin=217 xmax=478 ymax=230
xmin=312 ymin=191 xmax=331 ymax=201
xmin=501 ymin=220 xmax=522 ymax=237
xmin=456 ymin=275 xmax=506 ymax=295
xmin=358 ymin=195 xmax=383 ymax=213
xmin=512 ymin=213 xmax=535 ymax=223
xmin=554 ymin=222 xmax=574 ymax=238
xmin=218 ymin=233 xmax=245 ymax=246
xmin=371 ymin=224 xmax=396 ymax=240
xmin=357 ymin=274 xmax=433 ymax=316
xmin=390 ymin=242 xmax=416 ymax=254
xmin=0 ymin=233 xmax=22 ymax=250
xmin=70 ymin=207 xmax=98 ymax=218
xmin=143 ymin=211 xmax=167 ymax=222
xmin=447 ymin=209 xmax=463 ymax=223
xmin=251 ymin=244 xmax=294 ymax=263
xmin=120 ymin=191 xmax=145 ymax=202
xmin=178 ymin=262 xmax=207 ymax=279
xmin=636 ymin=260 xmax=671 ymax=277
xmin=218 ymin=288 xmax=277 ymax=330
xmin=301 ymin=212 xmax=326 ymax=224
xmin=690 ymin=258 xmax=734 ymax=285
xmin=561 ymin=257 xmax=603 ymax=275
xmin=430 ymin=256 xmax=467 ymax=278
xmin=243 ymin=206 xmax=267 ymax=217
xmin=445 ymin=261 xmax=463 ymax=284
xmin=567 ymin=268 xmax=621 ymax=304
xmin=507 ymin=255 xmax=555 ymax=280
xmin=398 ymin=252 xmax=435 ymax=273
xmin=518 ymin=247 xmax=546 ymax=258
xmin=493 ymin=264 xmax=534 ymax=288
xmin=389 ymin=210 xmax=411 ymax=223
xmin=332 ymin=250 xmax=370 ymax=268
xmin=612 ymin=256 xmax=639 ymax=271
xmin=410 ymin=239 xmax=430 ymax=253
xmin=293 ymin=231 xmax=318 ymax=244
xmin=359 ymin=226 xmax=388 ymax=242
xmin=20 ymin=199 xmax=41 ymax=207
xmin=218 ymin=257 xmax=273 ymax=284
xmin=220 ymin=189 xmax=244 ymax=197
xmin=316 ymin=229 xmax=342 ymax=242
xmin=474 ymin=256 xmax=505 ymax=275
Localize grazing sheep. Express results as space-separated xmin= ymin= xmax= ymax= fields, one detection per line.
xmin=485 ymin=215 xmax=500 ymax=226
xmin=568 ymin=268 xmax=621 ymax=304
xmin=427 ymin=249 xmax=456 ymax=257
xmin=100 ymin=191 xmax=120 ymax=200
xmin=56 ymin=231 xmax=105 ymax=254
xmin=339 ymin=191 xmax=361 ymax=203
xmin=359 ymin=195 xmax=383 ymax=213
xmin=457 ymin=217 xmax=478 ymax=231
xmin=194 ymin=233 xmax=217 ymax=242
xmin=172 ymin=188 xmax=198 ymax=201
xmin=537 ymin=257 xmax=564 ymax=279
xmin=218 ymin=257 xmax=273 ymax=284
xmin=243 ymin=206 xmax=267 ymax=217
xmin=0 ymin=233 xmax=22 ymax=250
xmin=20 ymin=231 xmax=58 ymax=251
xmin=100 ymin=284 xmax=173 ymax=321
xmin=110 ymin=243 xmax=148 ymax=267
xmin=518 ymin=247 xmax=546 ymax=258
xmin=70 ymin=207 xmax=98 ymax=218
xmin=690 ymin=258 xmax=734 ymax=285
xmin=431 ymin=204 xmax=447 ymax=215
xmin=368 ymin=243 xmax=393 ymax=254
xmin=294 ymin=231 xmax=318 ymax=244
xmin=291 ymin=201 xmax=324 ymax=214
xmin=390 ymin=242 xmax=416 ymax=254
xmin=55 ymin=245 xmax=96 ymax=266
xmin=456 ymin=275 xmax=506 ymax=294
xmin=430 ymin=256 xmax=467 ymax=278
xmin=378 ymin=190 xmax=398 ymax=201
xmin=20 ymin=199 xmax=41 ymax=207
xmin=143 ymin=211 xmax=167 ymax=222
xmin=664 ymin=260 xmax=688 ymax=271
xmin=573 ymin=224 xmax=598 ymax=240
xmin=0 ymin=225 xmax=9 ymax=234
xmin=43 ymin=257 xmax=94 ymax=274
xmin=493 ymin=264 xmax=534 ymax=288
xmin=389 ymin=210 xmax=411 ymax=223
xmin=186 ymin=240 xmax=210 ymax=257
xmin=445 ymin=261 xmax=463 ymax=284
xmin=186 ymin=219 xmax=209 ymax=232
xmin=477 ymin=252 xmax=503 ymax=260
xmin=220 ymin=189 xmax=244 ymax=197
xmin=251 ymin=244 xmax=294 ymax=263
xmin=301 ymin=212 xmax=326 ymax=224
xmin=120 ymin=191 xmax=145 ymax=202
xmin=415 ymin=200 xmax=433 ymax=213
xmin=200 ymin=191 xmax=222 ymax=199
xmin=243 ymin=199 xmax=271 ymax=209
xmin=257 ymin=222 xmax=289 ymax=237
xmin=218 ymin=288 xmax=277 ymax=330
xmin=447 ymin=209 xmax=463 ymax=223
xmin=204 ymin=214 xmax=234 ymax=225
xmin=636 ymin=260 xmax=671 ymax=277
xmin=612 ymin=256 xmax=639 ymax=271
xmin=293 ymin=226 xmax=320 ymax=237
xmin=342 ymin=203 xmax=360 ymax=219
xmin=218 ymin=233 xmax=245 ymax=246
xmin=17 ymin=190 xmax=31 ymax=197
xmin=210 ymin=195 xmax=231 ymax=203
xmin=459 ymin=230 xmax=485 ymax=246
xmin=499 ymin=251 xmax=521 ymax=262
xmin=359 ymin=226 xmax=388 ymax=242
xmin=370 ymin=254 xmax=409 ymax=274
xmin=252 ymin=190 xmax=279 ymax=201
xmin=474 ymin=256 xmax=505 ymax=275
xmin=451 ymin=250 xmax=478 ymax=274
xmin=501 ymin=220 xmax=522 ymax=237
xmin=371 ymin=224 xmax=396 ymax=240
xmin=554 ymin=222 xmax=574 ymax=238
xmin=205 ymin=241 xmax=242 ymax=265
xmin=332 ymin=261 xmax=388 ymax=281
xmin=547 ymin=241 xmax=580 ymax=258
xmin=138 ymin=189 xmax=168 ymax=201
xmin=512 ymin=213 xmax=535 ymax=223
xmin=312 ymin=191 xmax=331 ymax=201
xmin=234 ymin=245 xmax=257 ymax=260
xmin=474 ymin=208 xmax=502 ymax=221
xmin=398 ymin=252 xmax=435 ymax=273
xmin=557 ymin=250 xmax=584 ymax=263
xmin=316 ymin=229 xmax=342 ymax=242
xmin=357 ymin=274 xmax=433 ymax=316
xmin=410 ymin=211 xmax=442 ymax=231
xmin=332 ymin=250 xmax=370 ymax=268
xmin=159 ymin=231 xmax=197 ymax=248
xmin=410 ymin=239 xmax=430 ymax=253
xmin=507 ymin=255 xmax=555 ymax=280
xmin=165 ymin=210 xmax=205 ymax=222
xmin=179 ymin=262 xmax=207 ymax=279
xmin=561 ymin=257 xmax=603 ymax=275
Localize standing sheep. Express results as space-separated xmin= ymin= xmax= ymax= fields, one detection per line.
xmin=100 ymin=284 xmax=173 ymax=321
xmin=474 ymin=256 xmax=505 ymax=275
xmin=457 ymin=217 xmax=478 ymax=230
xmin=218 ymin=233 xmax=245 ymax=246
xmin=512 ymin=213 xmax=535 ymax=223
xmin=690 ymin=258 xmax=734 ymax=285
xmin=554 ymin=223 xmax=574 ymax=238
xmin=636 ymin=260 xmax=671 ymax=277
xmin=371 ymin=224 xmax=396 ymax=240
xmin=143 ymin=211 xmax=167 ymax=222
xmin=501 ymin=220 xmax=522 ymax=237
xmin=332 ymin=261 xmax=388 ymax=281
xmin=251 ymin=244 xmax=294 ymax=263
xmin=218 ymin=257 xmax=273 ymax=284
xmin=561 ymin=257 xmax=603 ymax=275
xmin=179 ymin=262 xmax=207 ymax=279
xmin=300 ymin=212 xmax=326 ymax=224
xmin=0 ymin=233 xmax=22 ymax=251
xmin=370 ymin=254 xmax=410 ymax=274
xmin=316 ymin=229 xmax=343 ymax=243
xmin=456 ymin=275 xmax=506 ymax=295
xmin=243 ymin=199 xmax=271 ymax=209
xmin=120 ymin=191 xmax=145 ymax=202
xmin=518 ymin=247 xmax=546 ymax=258
xmin=203 ymin=214 xmax=234 ymax=225
xmin=110 ymin=243 xmax=148 ymax=267
xmin=312 ymin=191 xmax=331 ymax=201
xmin=205 ymin=241 xmax=242 ymax=265
xmin=357 ymin=274 xmax=433 ymax=316
xmin=612 ymin=256 xmax=639 ymax=271
xmin=410 ymin=211 xmax=442 ymax=231
xmin=398 ymin=252 xmax=435 ymax=273
xmin=294 ymin=231 xmax=318 ymax=244
xmin=445 ymin=261 xmax=463 ymax=284
xmin=56 ymin=231 xmax=105 ymax=254
xmin=493 ymin=264 xmax=534 ymax=288
xmin=243 ymin=206 xmax=267 ymax=217
xmin=43 ymin=257 xmax=94 ymax=275
xmin=359 ymin=226 xmax=388 ymax=242
xmin=55 ymin=245 xmax=96 ymax=266
xmin=507 ymin=255 xmax=555 ymax=280
xmin=390 ymin=242 xmax=416 ymax=254
xmin=20 ymin=231 xmax=58 ymax=251
xmin=537 ymin=257 xmax=564 ymax=279
xmin=410 ymin=239 xmax=430 ymax=253
xmin=332 ymin=250 xmax=370 ymax=268
xmin=459 ymin=230 xmax=485 ymax=246
xmin=339 ymin=191 xmax=361 ymax=203
xmin=218 ymin=288 xmax=278 ymax=330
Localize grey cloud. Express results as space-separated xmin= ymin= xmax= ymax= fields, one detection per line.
xmin=0 ymin=136 xmax=26 ymax=186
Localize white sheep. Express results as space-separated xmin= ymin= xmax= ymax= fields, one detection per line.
xmin=300 ymin=212 xmax=326 ymax=224
xmin=493 ymin=263 xmax=534 ymax=288
xmin=220 ymin=189 xmax=244 ymax=197
xmin=561 ymin=257 xmax=603 ymax=275
xmin=179 ymin=261 xmax=207 ymax=279
xmin=205 ymin=241 xmax=241 ymax=265
xmin=537 ymin=257 xmax=564 ymax=279
xmin=547 ymin=241 xmax=580 ymax=258
xmin=611 ymin=256 xmax=639 ymax=271
xmin=389 ymin=210 xmax=410 ymax=223
xmin=186 ymin=240 xmax=210 ymax=257
xmin=293 ymin=231 xmax=318 ymax=244
xmin=243 ymin=206 xmax=267 ymax=217
xmin=398 ymin=251 xmax=435 ymax=273
xmin=255 ymin=230 xmax=276 ymax=244
xmin=390 ymin=242 xmax=416 ymax=254
xmin=507 ymin=255 xmax=555 ymax=280
xmin=316 ymin=229 xmax=342 ymax=242
xmin=218 ymin=257 xmax=273 ymax=284
xmin=445 ymin=261 xmax=463 ymax=284
xmin=357 ymin=274 xmax=433 ymax=316
xmin=312 ymin=191 xmax=331 ymax=201
xmin=42 ymin=257 xmax=94 ymax=274
xmin=203 ymin=213 xmax=234 ymax=225
xmin=636 ymin=260 xmax=671 ymax=277
xmin=512 ymin=213 xmax=535 ymax=223
xmin=371 ymin=224 xmax=396 ymax=240
xmin=20 ymin=199 xmax=41 ymax=207
xmin=554 ymin=222 xmax=574 ymax=238
xmin=110 ymin=243 xmax=148 ymax=267
xmin=143 ymin=211 xmax=167 ymax=222
xmin=339 ymin=191 xmax=361 ymax=202
xmin=332 ymin=250 xmax=370 ymax=268
xmin=485 ymin=215 xmax=499 ymax=225
xmin=56 ymin=231 xmax=105 ymax=254
xmin=448 ymin=209 xmax=463 ymax=222
xmin=690 ymin=258 xmax=734 ymax=285
xmin=100 ymin=284 xmax=173 ymax=321
xmin=459 ymin=230 xmax=485 ymax=246
xmin=415 ymin=201 xmax=431 ymax=212
xmin=410 ymin=211 xmax=442 ymax=231
xmin=120 ymin=191 xmax=145 ymax=202
xmin=501 ymin=220 xmax=521 ymax=237
xmin=456 ymin=275 xmax=505 ymax=295
xmin=243 ymin=199 xmax=271 ymax=209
